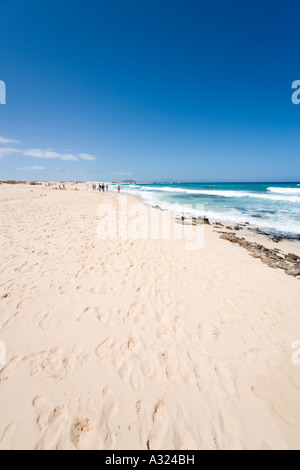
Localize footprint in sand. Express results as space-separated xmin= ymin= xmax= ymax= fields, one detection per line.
xmin=130 ymin=370 xmax=145 ymax=391
xmin=95 ymin=336 xmax=116 ymax=362
xmin=244 ymin=348 xmax=262 ymax=367
xmin=33 ymin=396 xmax=53 ymax=430
xmin=123 ymin=302 xmax=139 ymax=324
xmin=97 ymin=386 xmax=119 ymax=450
xmin=134 ymin=315 xmax=149 ymax=331
xmin=41 ymin=348 xmax=68 ymax=380
xmin=77 ymin=307 xmax=89 ymax=322
xmin=136 ymin=400 xmax=153 ymax=449
xmin=0 ymin=423 xmax=16 ymax=450
xmin=71 ymin=416 xmax=91 ymax=449
xmin=71 ymin=408 xmax=104 ymax=450
xmin=96 ymin=308 xmax=115 ymax=328
xmin=39 ymin=313 xmax=52 ymax=331
xmin=102 ymin=386 xmax=119 ymax=421
xmin=1 ymin=292 xmax=10 ymax=299
xmin=1 ymin=310 xmax=23 ymax=331
xmin=155 ymin=290 xmax=175 ymax=308
xmin=35 ymin=403 xmax=69 ymax=450
xmin=173 ymin=314 xmax=185 ymax=334
xmin=212 ymin=358 xmax=239 ymax=399
xmin=30 ymin=345 xmax=82 ymax=380
xmin=118 ymin=359 xmax=132 ymax=382
xmin=120 ymin=336 xmax=146 ymax=390
xmin=156 ymin=325 xmax=171 ymax=340
xmin=125 ymin=336 xmax=144 ymax=359
xmin=148 ymin=399 xmax=169 ymax=450
xmin=141 ymin=359 xmax=161 ymax=380
xmin=198 ymin=323 xmax=220 ymax=347
xmin=0 ymin=355 xmax=22 ymax=385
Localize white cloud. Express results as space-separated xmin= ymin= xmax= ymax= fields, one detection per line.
xmin=22 ymin=149 xmax=78 ymax=161
xmin=0 ymin=147 xmax=19 ymax=158
xmin=17 ymin=165 xmax=46 ymax=171
xmin=0 ymin=147 xmax=97 ymax=161
xmin=0 ymin=136 xmax=20 ymax=144
xmin=78 ymin=153 xmax=97 ymax=161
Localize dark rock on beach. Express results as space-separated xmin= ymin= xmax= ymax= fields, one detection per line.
xmin=285 ymin=253 xmax=299 ymax=262
xmin=269 ymin=235 xmax=282 ymax=243
xmin=255 ymin=228 xmax=269 ymax=236
xmin=175 ymin=215 xmax=211 ymax=226
xmin=219 ymin=232 xmax=300 ymax=278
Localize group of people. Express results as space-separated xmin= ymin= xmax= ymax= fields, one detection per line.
xmin=45 ymin=182 xmax=66 ymax=190
xmin=44 ymin=182 xmax=121 ymax=193
xmin=92 ymin=183 xmax=109 ymax=192
xmin=92 ymin=183 xmax=121 ymax=193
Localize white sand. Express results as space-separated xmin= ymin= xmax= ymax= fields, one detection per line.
xmin=0 ymin=183 xmax=300 ymax=450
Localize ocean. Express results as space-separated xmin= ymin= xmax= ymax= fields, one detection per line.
xmin=118 ymin=182 xmax=300 ymax=238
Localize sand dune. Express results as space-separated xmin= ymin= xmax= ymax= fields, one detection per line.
xmin=0 ymin=183 xmax=300 ymax=449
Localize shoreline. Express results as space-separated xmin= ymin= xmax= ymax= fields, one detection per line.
xmin=117 ymin=183 xmax=300 ymax=242
xmin=118 ymin=186 xmax=300 ymax=279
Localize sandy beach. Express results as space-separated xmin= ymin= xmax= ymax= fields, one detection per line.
xmin=1 ymin=182 xmax=300 ymax=450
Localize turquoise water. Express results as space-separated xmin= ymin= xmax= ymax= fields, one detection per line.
xmin=119 ymin=182 xmax=300 ymax=237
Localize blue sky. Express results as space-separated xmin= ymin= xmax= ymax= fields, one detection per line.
xmin=0 ymin=0 xmax=300 ymax=182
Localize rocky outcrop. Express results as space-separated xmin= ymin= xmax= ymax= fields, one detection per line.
xmin=175 ymin=215 xmax=210 ymax=225
xmin=219 ymin=232 xmax=300 ymax=278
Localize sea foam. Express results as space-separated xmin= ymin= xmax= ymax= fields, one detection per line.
xmin=267 ymin=187 xmax=300 ymax=194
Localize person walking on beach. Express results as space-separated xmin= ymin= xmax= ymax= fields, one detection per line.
xmin=106 ymin=185 xmax=108 ymax=192
xmin=98 ymin=183 xmax=101 ymax=192
xmin=117 ymin=185 xmax=120 ymax=193
xmin=102 ymin=183 xmax=105 ymax=193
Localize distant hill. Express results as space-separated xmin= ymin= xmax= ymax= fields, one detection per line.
xmin=121 ymin=180 xmax=136 ymax=184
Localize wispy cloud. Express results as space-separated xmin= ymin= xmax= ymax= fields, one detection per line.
xmin=78 ymin=153 xmax=97 ymax=161
xmin=0 ymin=147 xmax=97 ymax=161
xmin=0 ymin=136 xmax=20 ymax=144
xmin=0 ymin=147 xmax=19 ymax=158
xmin=22 ymin=149 xmax=78 ymax=161
xmin=17 ymin=165 xmax=46 ymax=171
